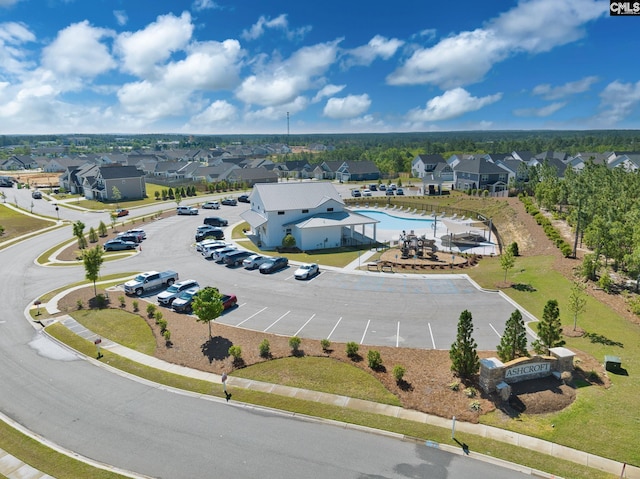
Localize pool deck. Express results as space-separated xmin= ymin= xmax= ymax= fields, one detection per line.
xmin=351 ymin=206 xmax=498 ymax=256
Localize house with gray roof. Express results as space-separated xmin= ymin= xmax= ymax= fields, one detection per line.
xmin=227 ymin=166 xmax=278 ymax=186
xmin=192 ymin=163 xmax=239 ymax=183
xmin=454 ymin=157 xmax=510 ymax=193
xmin=86 ymin=165 xmax=146 ymax=202
xmin=411 ymin=154 xmax=447 ymax=178
xmin=316 ymin=160 xmax=380 ymax=182
xmin=240 ymin=182 xmax=378 ymax=250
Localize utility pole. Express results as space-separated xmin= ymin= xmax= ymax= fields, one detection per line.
xmin=286 ymin=111 xmax=290 ymax=145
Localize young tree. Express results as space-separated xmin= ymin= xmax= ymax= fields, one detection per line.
xmin=500 ymin=248 xmax=515 ymax=283
xmin=532 ymin=299 xmax=565 ymax=354
xmin=497 ymin=309 xmax=529 ymax=362
xmin=191 ymin=286 xmax=224 ymax=338
xmin=82 ymin=245 xmax=104 ymax=297
xmin=568 ymin=281 xmax=587 ymax=331
xmin=98 ymin=221 xmax=108 ymax=237
xmin=111 ymin=186 xmax=122 ymax=207
xmin=88 ymin=227 xmax=98 ymax=243
xmin=449 ymin=310 xmax=479 ymax=380
xmin=72 ymin=220 xmax=87 ymax=249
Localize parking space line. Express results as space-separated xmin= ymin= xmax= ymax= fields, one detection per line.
xmin=236 ymin=307 xmax=267 ymax=327
xmin=428 ymin=323 xmax=436 ymax=349
xmin=327 ymin=317 xmax=342 ymax=339
xmin=294 ymin=314 xmax=316 ymax=336
xmin=264 ymin=311 xmax=290 ymax=332
xmin=489 ymin=323 xmax=502 ymax=338
xmin=396 ymin=321 xmax=400 ymax=348
xmin=360 ymin=319 xmax=371 ymax=344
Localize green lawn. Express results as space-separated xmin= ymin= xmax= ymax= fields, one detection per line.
xmin=233 ymin=356 xmax=401 ymax=405
xmin=468 ymin=255 xmax=640 ymax=466
xmin=0 ymin=204 xmax=57 ymax=244
xmin=43 ymin=321 xmax=617 ymax=479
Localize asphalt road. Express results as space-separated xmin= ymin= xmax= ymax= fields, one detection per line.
xmin=0 ymin=185 xmax=534 ymax=478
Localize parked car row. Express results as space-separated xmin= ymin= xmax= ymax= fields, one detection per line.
xmin=164 ymin=283 xmax=237 ymax=314
xmin=103 ymin=228 xmax=147 ymax=251
xmin=153 ymin=277 xmax=238 ymax=314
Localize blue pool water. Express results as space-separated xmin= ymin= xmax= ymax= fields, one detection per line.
xmin=353 ymin=210 xmax=434 ymax=231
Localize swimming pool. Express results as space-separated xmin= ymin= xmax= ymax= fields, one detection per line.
xmin=353 ymin=209 xmax=434 ymax=231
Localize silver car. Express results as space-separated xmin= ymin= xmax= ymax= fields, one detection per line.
xmin=157 ymin=279 xmax=200 ymax=306
xmin=213 ymin=246 xmax=238 ymax=263
xmin=242 ymin=254 xmax=270 ymax=270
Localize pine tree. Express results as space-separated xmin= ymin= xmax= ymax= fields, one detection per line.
xmin=449 ymin=310 xmax=479 ymax=380
xmin=532 ymin=299 xmax=565 ymax=354
xmin=497 ymin=309 xmax=529 ymax=362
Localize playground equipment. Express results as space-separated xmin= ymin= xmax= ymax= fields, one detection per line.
xmin=399 ymin=231 xmax=438 ymax=260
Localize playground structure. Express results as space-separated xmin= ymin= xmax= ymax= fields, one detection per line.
xmin=399 ymin=231 xmax=438 ymax=260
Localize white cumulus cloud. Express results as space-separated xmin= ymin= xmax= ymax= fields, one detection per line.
xmin=388 ymin=0 xmax=607 ymax=89
xmin=41 ymin=21 xmax=116 ymax=79
xmin=163 ymin=39 xmax=244 ymax=91
xmin=312 ymin=84 xmax=345 ymax=103
xmin=192 ymin=0 xmax=221 ymax=11
xmin=406 ymin=88 xmax=502 ymax=122
xmin=242 ymin=14 xmax=311 ymax=41
xmin=188 ymin=99 xmax=237 ymax=126
xmin=323 ymin=93 xmax=371 ymax=119
xmin=115 ymin=11 xmax=194 ymax=79
xmin=532 ymin=76 xmax=598 ymax=100
xmin=236 ymin=40 xmax=339 ymax=106
xmin=0 ymin=21 xmax=36 ymax=75
xmin=114 ymin=10 xmax=128 ymax=26
xmin=343 ymin=35 xmax=404 ymax=67
xmin=596 ymin=80 xmax=640 ymax=126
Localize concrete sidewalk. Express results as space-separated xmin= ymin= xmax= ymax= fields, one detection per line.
xmin=33 ymin=314 xmax=638 ymax=479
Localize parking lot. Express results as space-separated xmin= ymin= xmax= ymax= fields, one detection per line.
xmin=121 ymin=208 xmax=533 ymax=351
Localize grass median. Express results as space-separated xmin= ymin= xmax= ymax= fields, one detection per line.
xmin=43 ymin=321 xmax=615 ymax=479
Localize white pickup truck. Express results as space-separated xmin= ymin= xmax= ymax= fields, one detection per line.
xmin=124 ymin=270 xmax=179 ymax=296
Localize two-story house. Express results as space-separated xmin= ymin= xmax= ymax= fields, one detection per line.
xmin=86 ymin=165 xmax=146 ymax=202
xmin=240 ymin=182 xmax=378 ymax=250
xmin=453 ymin=157 xmax=510 ymax=193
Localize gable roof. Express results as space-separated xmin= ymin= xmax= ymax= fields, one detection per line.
xmin=98 ymin=165 xmax=145 ymax=179
xmin=253 ymin=182 xmax=343 ymax=211
xmin=454 ymin=157 xmax=509 ymax=175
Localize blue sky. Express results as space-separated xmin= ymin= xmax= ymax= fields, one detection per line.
xmin=0 ymin=0 xmax=636 ymax=135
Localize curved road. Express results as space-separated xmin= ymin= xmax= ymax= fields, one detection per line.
xmin=0 ymin=188 xmax=533 ymax=478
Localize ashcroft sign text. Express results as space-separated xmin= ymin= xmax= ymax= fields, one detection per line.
xmin=505 ymin=362 xmax=550 ymax=379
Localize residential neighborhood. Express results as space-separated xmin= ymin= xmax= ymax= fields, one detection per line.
xmin=3 ymin=137 xmax=640 ymax=204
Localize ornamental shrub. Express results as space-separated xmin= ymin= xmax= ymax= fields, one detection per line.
xmin=367 ymin=350 xmax=382 ymax=370
xmin=392 ymin=365 xmax=406 ymax=383
xmin=346 ymin=341 xmax=359 ymax=358
xmin=259 ymin=339 xmax=270 ymax=358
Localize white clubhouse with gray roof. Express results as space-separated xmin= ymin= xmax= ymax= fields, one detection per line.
xmin=241 ymin=182 xmax=378 ymax=250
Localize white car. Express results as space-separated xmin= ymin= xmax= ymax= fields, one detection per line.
xmin=126 ymin=228 xmax=147 ymax=240
xmin=201 ymin=242 xmax=232 ymax=259
xmin=294 ymin=263 xmax=319 ymax=280
xmin=362 ymin=189 xmax=372 ymax=196
xmin=157 ymin=279 xmax=200 ymax=306
xmin=195 ymin=238 xmax=224 ymax=252
xmin=213 ymin=246 xmax=238 ymax=263
xmin=202 ymin=201 xmax=220 ymax=209
xmin=242 ymin=254 xmax=270 ymax=270
xmin=177 ymin=206 xmax=198 ymax=215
